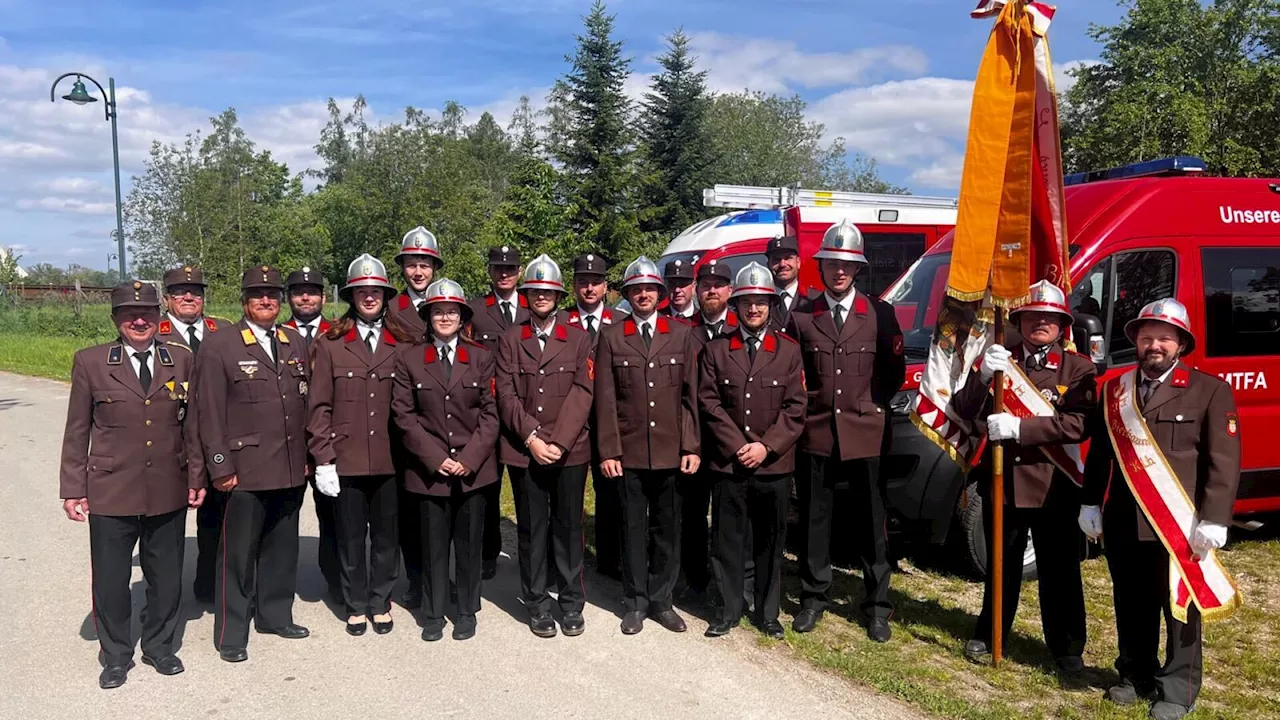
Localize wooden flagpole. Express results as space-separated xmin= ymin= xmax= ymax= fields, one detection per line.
xmin=991 ymin=307 xmax=1007 ymax=667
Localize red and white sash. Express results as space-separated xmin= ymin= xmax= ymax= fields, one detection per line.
xmin=997 ymin=361 xmax=1084 ymax=486
xmin=1104 ymin=372 xmax=1242 ymax=622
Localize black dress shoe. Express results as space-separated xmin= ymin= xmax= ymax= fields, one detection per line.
xmin=346 ymin=621 xmax=368 ymax=637
xmin=453 ymin=615 xmax=477 ymax=641
xmin=561 ymin=612 xmax=586 ymax=637
xmin=529 ymin=613 xmax=557 ymax=638
xmin=98 ymin=661 xmax=134 ymax=689
xmin=792 ymin=608 xmax=823 ymax=633
xmin=866 ymin=617 xmax=892 ymax=643
xmin=482 ymin=559 xmax=497 ymax=580
xmin=1056 ymin=655 xmax=1085 ymax=675
xmin=422 ymin=619 xmax=445 ymax=642
xmin=401 ymin=587 xmax=423 ymax=610
xmin=1107 ymin=680 xmax=1157 ymax=706
xmin=964 ymin=639 xmax=991 ymax=662
xmin=372 ymin=616 xmax=394 ymax=635
xmin=705 ymin=620 xmax=735 ymax=637
xmin=760 ymin=619 xmax=785 ymax=640
xmin=219 ymin=647 xmax=248 ymax=663
xmin=651 ymin=609 xmax=687 ymax=633
xmin=1149 ymin=701 xmax=1192 ymax=720
xmin=257 ymin=623 xmax=310 ymax=639
xmin=620 ymin=610 xmax=645 ymax=635
xmin=141 ymin=654 xmax=184 ymax=676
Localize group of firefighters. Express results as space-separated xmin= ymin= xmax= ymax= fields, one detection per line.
xmin=59 ymin=219 xmax=1238 ymax=720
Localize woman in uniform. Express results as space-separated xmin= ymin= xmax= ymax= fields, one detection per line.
xmin=391 ymin=278 xmax=500 ymax=641
xmin=307 ymin=253 xmax=415 ymax=636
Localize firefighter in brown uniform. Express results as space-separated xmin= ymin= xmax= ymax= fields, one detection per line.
xmin=393 ymin=278 xmax=501 ymax=642
xmin=389 ymin=225 xmax=444 ymax=608
xmin=699 ymin=263 xmax=806 ymax=639
xmin=1080 ymin=298 xmax=1240 ymax=720
xmin=659 ymin=258 xmax=698 ymax=320
xmin=950 ymin=281 xmax=1094 ymax=672
xmin=790 ymin=219 xmax=906 ymax=642
xmin=765 ymin=234 xmax=817 ymax=334
xmin=60 ymin=281 xmax=204 ymax=689
xmin=155 ymin=265 xmax=232 ymax=604
xmin=197 ymin=266 xmax=311 ymax=663
xmin=680 ymin=259 xmax=738 ymax=602
xmin=496 ymin=254 xmax=595 ymax=638
xmin=593 ymin=256 xmax=701 ymax=635
xmin=307 ymin=254 xmax=415 ymax=636
xmin=283 ymin=265 xmax=340 ymax=600
xmin=468 ymin=245 xmax=528 ymax=581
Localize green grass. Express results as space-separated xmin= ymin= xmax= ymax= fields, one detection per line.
xmin=0 ymin=334 xmax=90 ymax=381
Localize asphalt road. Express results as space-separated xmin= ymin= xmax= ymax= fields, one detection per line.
xmin=0 ymin=370 xmax=921 ymax=720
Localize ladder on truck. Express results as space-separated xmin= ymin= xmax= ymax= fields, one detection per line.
xmin=703 ymin=184 xmax=958 ymax=211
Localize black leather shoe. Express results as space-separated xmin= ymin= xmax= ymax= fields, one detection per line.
xmin=866 ymin=617 xmax=892 ymax=643
xmin=964 ymin=639 xmax=991 ymax=662
xmin=529 ymin=613 xmax=557 ymax=638
xmin=219 ymin=647 xmax=248 ymax=663
xmin=761 ymin=619 xmax=785 ymax=640
xmin=620 ymin=610 xmax=645 ymax=635
xmin=482 ymin=559 xmax=497 ymax=580
xmin=1149 ymin=701 xmax=1192 ymax=720
xmin=792 ymin=608 xmax=823 ymax=633
xmin=141 ymin=654 xmax=184 ymax=676
xmin=705 ymin=620 xmax=735 ymax=637
xmin=561 ymin=612 xmax=586 ymax=637
xmin=346 ymin=621 xmax=367 ymax=637
xmin=651 ymin=609 xmax=687 ymax=633
xmin=401 ymin=587 xmax=423 ymax=610
xmin=1056 ymin=655 xmax=1085 ymax=675
xmin=257 ymin=623 xmax=309 ymax=639
xmin=372 ymin=616 xmax=394 ymax=635
xmin=98 ymin=661 xmax=134 ymax=689
xmin=422 ymin=619 xmax=445 ymax=642
xmin=1106 ymin=680 xmax=1157 ymax=706
xmin=453 ymin=615 xmax=477 ymax=641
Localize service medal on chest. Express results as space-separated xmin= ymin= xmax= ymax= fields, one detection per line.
xmin=299 ymin=380 xmax=308 ymax=396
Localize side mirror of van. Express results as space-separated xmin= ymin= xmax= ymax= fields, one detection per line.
xmin=1072 ymin=313 xmax=1107 ymax=372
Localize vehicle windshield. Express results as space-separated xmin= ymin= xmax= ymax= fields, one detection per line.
xmin=881 ymin=252 xmax=951 ymax=361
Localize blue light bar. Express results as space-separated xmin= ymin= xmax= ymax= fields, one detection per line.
xmin=1063 ymin=156 xmax=1207 ymax=186
xmin=717 ymin=209 xmax=782 ymax=227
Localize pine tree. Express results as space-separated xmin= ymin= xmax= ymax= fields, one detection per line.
xmin=640 ymin=29 xmax=715 ymax=238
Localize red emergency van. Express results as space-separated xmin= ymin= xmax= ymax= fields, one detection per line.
xmin=882 ymin=156 xmax=1280 ymax=577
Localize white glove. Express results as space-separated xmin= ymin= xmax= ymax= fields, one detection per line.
xmin=1190 ymin=520 xmax=1228 ymax=557
xmin=1078 ymin=505 xmax=1102 ymax=540
xmin=979 ymin=344 xmax=1012 ymax=383
xmin=986 ymin=413 xmax=1020 ymax=442
xmin=315 ymin=464 xmax=341 ymax=498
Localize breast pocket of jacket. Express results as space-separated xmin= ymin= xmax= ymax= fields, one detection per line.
xmin=232 ymin=374 xmax=271 ymax=403
xmin=612 ymin=357 xmax=637 ymax=389
xmin=334 ymin=371 xmax=364 ymax=402
xmin=546 ymin=365 xmax=577 ymax=396
xmin=851 ymin=343 xmax=876 ymax=375
xmin=658 ymin=353 xmax=685 ymax=387
xmin=804 ymin=344 xmax=833 ymax=379
xmin=91 ymin=391 xmax=131 ymax=428
xmin=1154 ymin=406 xmax=1201 ymax=452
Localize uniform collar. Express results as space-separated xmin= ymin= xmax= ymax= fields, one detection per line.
xmin=167 ymin=313 xmax=198 ymax=335
xmin=1140 ymin=363 xmax=1178 ymax=385
xmin=125 ymin=340 xmax=157 ymax=359
xmin=701 ymin=308 xmax=728 ymax=326
xmin=434 ymin=335 xmax=459 ymax=353
xmin=576 ymin=303 xmax=603 ymax=323
xmin=494 ymin=288 xmax=518 ymax=305
xmin=824 ymin=290 xmax=855 ymax=314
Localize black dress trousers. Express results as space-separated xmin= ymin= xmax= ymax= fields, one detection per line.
xmin=422 ymin=485 xmax=486 ymax=620
xmin=334 ymin=474 xmax=400 ymax=617
xmin=398 ymin=483 xmax=425 ymax=594
xmin=481 ymin=464 xmax=505 ymax=566
xmin=798 ymin=454 xmax=892 ymax=619
xmin=592 ymin=461 xmax=623 ymax=576
xmin=193 ymin=490 xmax=224 ymax=599
xmin=677 ymin=470 xmax=713 ymax=593
xmin=89 ymin=509 xmax=187 ymax=665
xmin=214 ymin=486 xmax=304 ymax=651
xmin=711 ymin=472 xmax=788 ymax=624
xmin=619 ymin=468 xmax=681 ymax=614
xmin=512 ymin=464 xmax=588 ymax=616
xmin=310 ymin=475 xmax=341 ymax=593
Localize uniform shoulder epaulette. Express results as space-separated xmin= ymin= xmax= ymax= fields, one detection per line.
xmin=164 ymin=341 xmax=193 ymax=352
xmin=775 ymin=331 xmax=799 ymax=345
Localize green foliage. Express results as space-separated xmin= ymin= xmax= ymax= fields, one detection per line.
xmin=0 ymin=246 xmax=21 ymax=284
xmin=17 ymin=263 xmax=120 ymax=286
xmin=1061 ymin=0 xmax=1280 ymax=176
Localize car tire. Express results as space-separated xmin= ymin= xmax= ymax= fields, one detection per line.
xmin=955 ymin=481 xmax=1039 ymax=582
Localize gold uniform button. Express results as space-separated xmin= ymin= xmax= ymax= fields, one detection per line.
xmin=145 ymin=461 xmax=152 ymax=468
xmin=146 ymin=440 xmax=153 ymax=447
xmin=369 ymin=411 xmax=376 ymax=417
xmin=836 ymin=369 xmax=842 ymax=375
xmin=145 ymin=420 xmax=152 ymax=426
xmin=144 ymin=399 xmax=152 ymax=406
xmin=445 ymin=395 xmax=450 ymax=401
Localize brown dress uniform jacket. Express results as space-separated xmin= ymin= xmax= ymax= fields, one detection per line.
xmin=196 ymin=319 xmax=310 ymax=491
xmin=1083 ymin=363 xmax=1241 ymax=542
xmin=393 ymin=293 xmax=428 ymax=340
xmin=496 ymin=320 xmax=594 ymax=468
xmin=60 ymin=341 xmax=203 ymax=516
xmin=686 ymin=310 xmax=739 ymax=350
xmin=560 ymin=306 xmax=626 ymax=350
xmin=391 ymin=339 xmax=500 ymax=495
xmin=951 ymin=342 xmax=1097 ymax=508
xmin=592 ymin=316 xmax=700 ymax=470
xmin=697 ymin=330 xmax=807 ymax=475
xmin=790 ymin=291 xmax=906 ymax=461
xmin=469 ymin=291 xmax=529 ymax=352
xmin=305 ymin=326 xmax=401 ymax=476
xmin=156 ymin=315 xmax=232 ymax=348
xmin=770 ymin=286 xmax=818 ymax=335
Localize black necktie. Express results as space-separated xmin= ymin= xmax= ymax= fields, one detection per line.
xmin=269 ymin=331 xmax=279 ymax=364
xmin=136 ymin=350 xmax=152 ymax=393
xmin=641 ymin=322 xmax=652 ymax=349
xmin=1140 ymin=378 xmax=1158 ymax=407
xmin=781 ymin=291 xmax=792 ymax=309
xmin=709 ymin=321 xmax=722 ymax=340
xmin=746 ymin=335 xmax=759 ymax=362
xmin=187 ymin=326 xmax=200 ymax=353
xmin=1027 ymin=350 xmax=1045 ymax=371
xmin=365 ymin=330 xmax=376 ymax=354
xmin=502 ymin=301 xmax=514 ymax=326
xmin=585 ymin=315 xmax=597 ymax=338
xmin=441 ymin=345 xmax=452 ymax=380
xmin=833 ymin=305 xmax=846 ymax=333
xmin=302 ymin=324 xmax=313 ymax=347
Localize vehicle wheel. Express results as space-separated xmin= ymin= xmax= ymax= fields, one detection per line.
xmin=955 ymin=481 xmax=1039 ymax=582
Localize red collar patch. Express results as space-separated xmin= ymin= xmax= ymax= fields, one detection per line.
xmin=204 ymin=317 xmax=219 ymax=333
xmin=1045 ymin=351 xmax=1061 ymax=370
xmin=762 ymin=331 xmax=776 ymax=353
xmin=854 ymin=293 xmax=868 ymax=316
xmin=382 ymin=329 xmax=397 ymax=346
xmin=521 ymin=325 xmax=534 ymax=340
xmin=485 ymin=293 xmax=496 ymax=307
xmin=729 ymin=334 xmax=743 ymax=351
xmin=725 ymin=312 xmax=739 ymax=328
xmin=398 ymin=294 xmax=412 ymax=311
xmin=1172 ymin=366 xmax=1190 ymax=388
xmin=602 ymin=308 xmax=614 ymax=323
xmin=555 ymin=324 xmax=568 ymax=341
xmin=344 ymin=327 xmax=359 ymax=343
xmin=519 ymin=294 xmax=529 ymax=308
xmin=456 ymin=344 xmax=468 ymax=364
xmin=320 ymin=319 xmax=332 ymax=332
xmin=623 ymin=318 xmax=636 ymax=336
xmin=568 ymin=310 xmax=582 ymax=326
xmin=656 ymin=317 xmax=670 ymax=334
xmin=424 ymin=345 xmax=437 ymax=363
xmin=158 ymin=320 xmax=173 ymax=335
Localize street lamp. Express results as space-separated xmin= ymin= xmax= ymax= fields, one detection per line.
xmin=107 ymin=252 xmax=118 ymax=276
xmin=50 ymin=72 xmax=126 ymax=278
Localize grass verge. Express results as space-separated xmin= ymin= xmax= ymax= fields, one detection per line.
xmin=0 ymin=334 xmax=89 ymax=381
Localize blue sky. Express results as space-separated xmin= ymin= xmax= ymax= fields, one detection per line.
xmin=0 ymin=0 xmax=1125 ymax=270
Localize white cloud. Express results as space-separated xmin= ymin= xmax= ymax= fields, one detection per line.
xmin=810 ymin=77 xmax=975 ymax=165
xmin=1054 ymin=59 xmax=1099 ymax=94
xmin=15 ymin=197 xmax=116 ymax=215
xmin=37 ymin=177 xmax=107 ymax=195
xmin=688 ymin=33 xmax=929 ymax=95
xmin=908 ymin=154 xmax=967 ymax=189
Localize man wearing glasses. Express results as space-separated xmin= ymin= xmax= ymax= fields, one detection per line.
xmin=155 ymin=265 xmax=232 ymax=605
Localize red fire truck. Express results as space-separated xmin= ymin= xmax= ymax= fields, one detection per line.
xmin=883 ymin=156 xmax=1280 ymax=577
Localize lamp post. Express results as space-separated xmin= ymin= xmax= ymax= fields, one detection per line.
xmin=50 ymin=72 xmax=126 ymax=278
xmin=107 ymin=252 xmax=118 ymax=277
